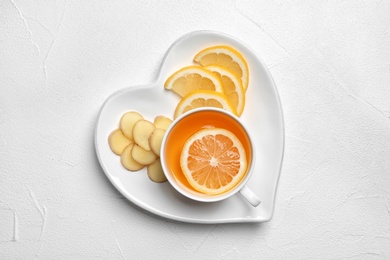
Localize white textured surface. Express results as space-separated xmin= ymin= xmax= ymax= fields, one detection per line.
xmin=1 ymin=0 xmax=389 ymax=259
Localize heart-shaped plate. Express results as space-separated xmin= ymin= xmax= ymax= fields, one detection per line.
xmin=94 ymin=30 xmax=284 ymax=223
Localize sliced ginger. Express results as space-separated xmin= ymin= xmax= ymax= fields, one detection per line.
xmin=120 ymin=144 xmax=144 ymax=171
xmin=131 ymin=144 xmax=158 ymax=165
xmin=149 ymin=128 xmax=166 ymax=156
xmin=132 ymin=120 xmax=156 ymax=151
xmin=147 ymin=159 xmax=167 ymax=183
xmin=154 ymin=115 xmax=173 ymax=130
xmin=120 ymin=111 xmax=143 ymax=139
xmin=108 ymin=111 xmax=171 ymax=183
xmin=108 ymin=129 xmax=134 ymax=155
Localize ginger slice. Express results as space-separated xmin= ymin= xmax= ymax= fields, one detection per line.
xmin=108 ymin=129 xmax=133 ymax=155
xmin=131 ymin=144 xmax=157 ymax=165
xmin=147 ymin=158 xmax=167 ymax=183
xmin=133 ymin=120 xmax=155 ymax=151
xmin=149 ymin=128 xmax=166 ymax=156
xmin=153 ymin=115 xmax=173 ymax=130
xmin=120 ymin=144 xmax=144 ymax=171
xmin=120 ymin=111 xmax=144 ymax=140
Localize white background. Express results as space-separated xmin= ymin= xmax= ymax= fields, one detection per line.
xmin=1 ymin=0 xmax=390 ymax=259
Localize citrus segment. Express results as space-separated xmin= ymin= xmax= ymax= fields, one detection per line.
xmin=174 ymin=90 xmax=237 ymax=119
xmin=194 ymin=45 xmax=249 ymax=91
xmin=180 ymin=128 xmax=247 ymax=195
xmin=204 ymin=65 xmax=246 ymax=116
xmin=164 ymin=66 xmax=223 ymax=97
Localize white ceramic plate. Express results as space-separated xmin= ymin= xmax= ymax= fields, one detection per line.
xmin=95 ymin=31 xmax=284 ymax=223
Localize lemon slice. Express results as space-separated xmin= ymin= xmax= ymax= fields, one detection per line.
xmin=174 ymin=90 xmax=237 ymax=119
xmin=180 ymin=128 xmax=247 ymax=195
xmin=204 ymin=65 xmax=246 ymax=116
xmin=194 ymin=45 xmax=249 ymax=91
xmin=164 ymin=66 xmax=223 ymax=97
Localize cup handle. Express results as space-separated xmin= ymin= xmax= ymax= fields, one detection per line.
xmin=239 ymin=185 xmax=261 ymax=207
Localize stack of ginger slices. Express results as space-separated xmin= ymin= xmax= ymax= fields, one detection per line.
xmin=164 ymin=45 xmax=249 ymax=118
xmin=108 ymin=111 xmax=172 ymax=183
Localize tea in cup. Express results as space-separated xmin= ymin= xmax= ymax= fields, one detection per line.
xmin=160 ymin=107 xmax=260 ymax=206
